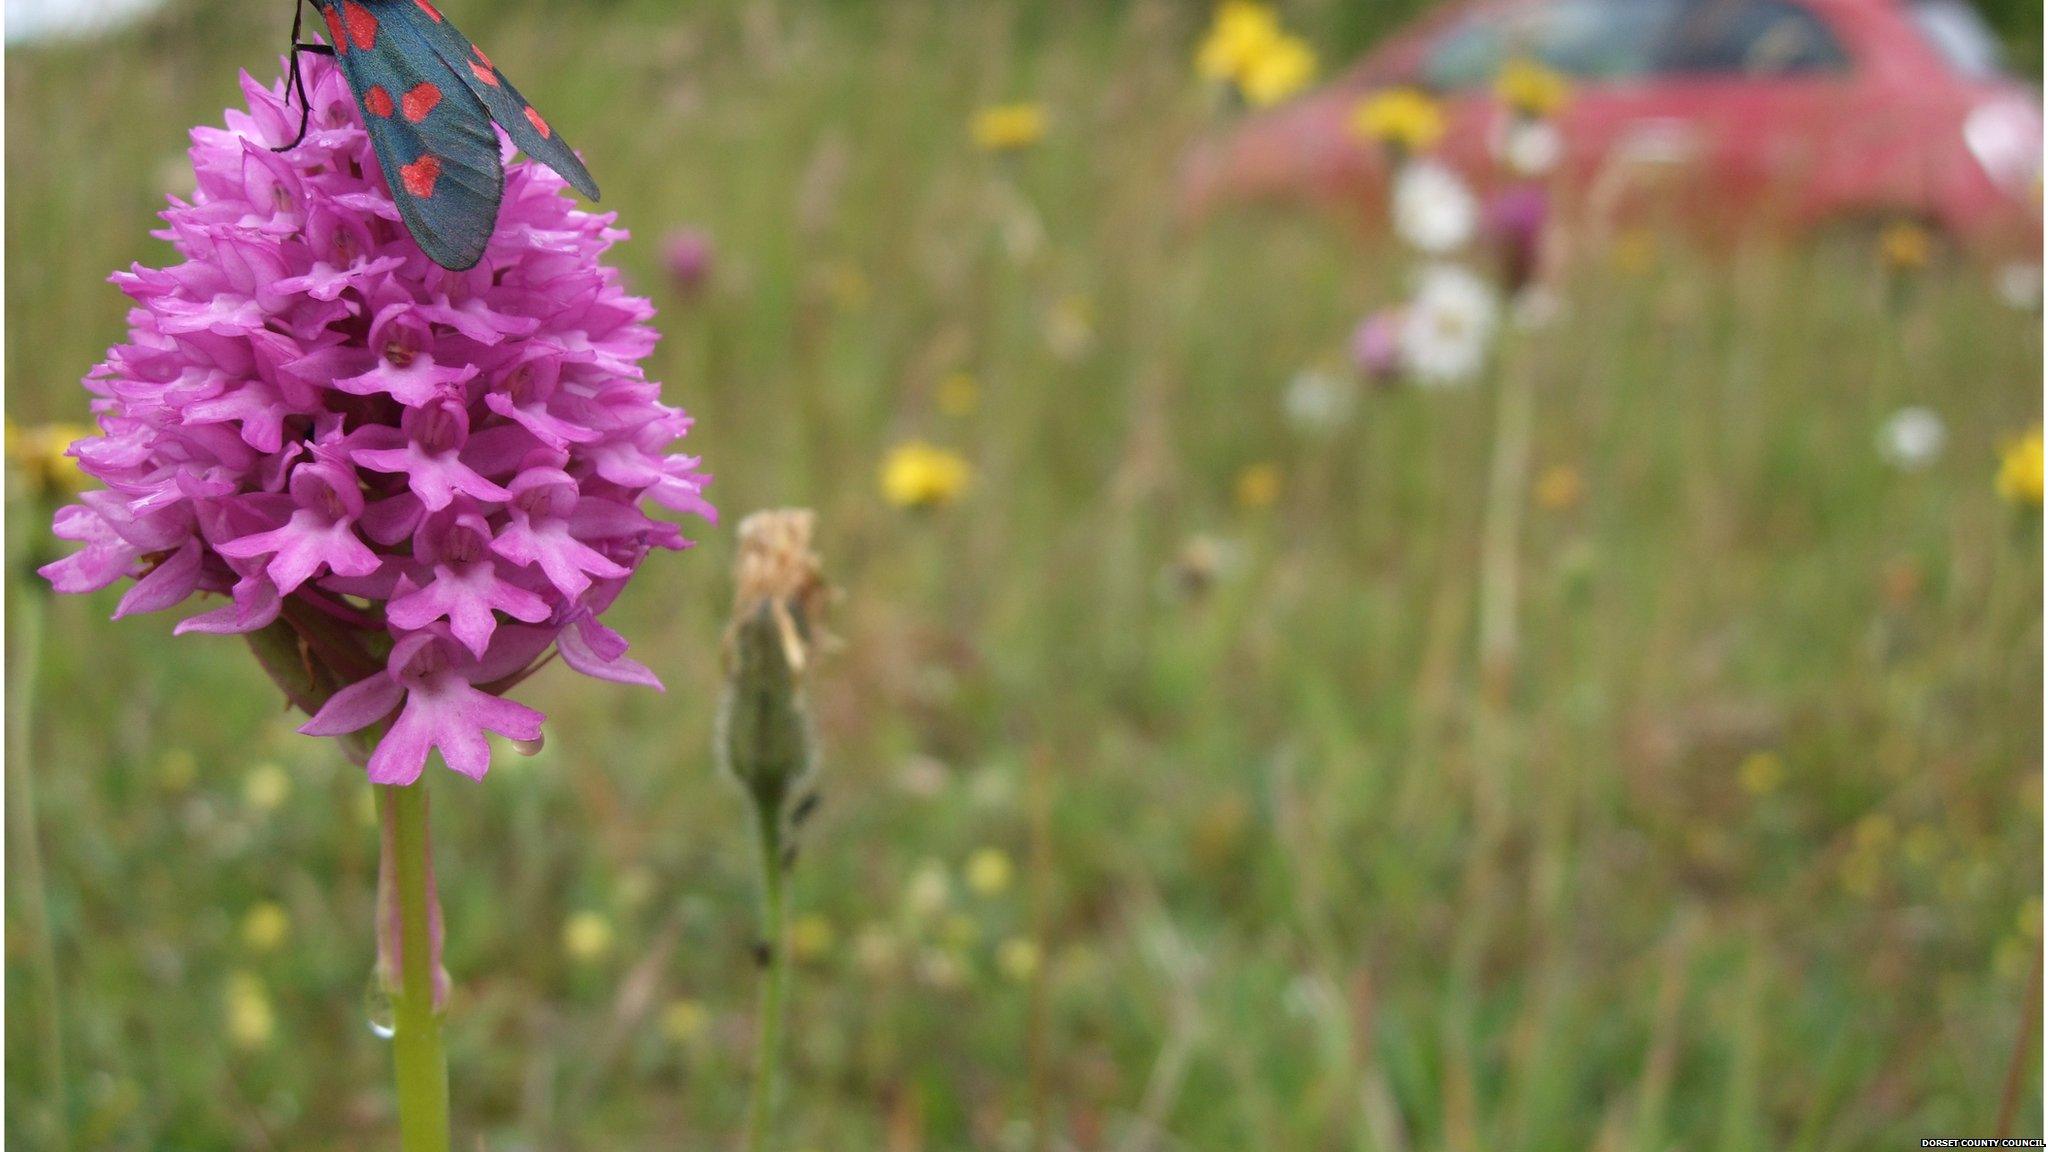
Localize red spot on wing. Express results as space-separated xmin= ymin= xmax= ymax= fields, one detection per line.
xmin=400 ymin=155 xmax=443 ymax=198
xmin=402 ymin=82 xmax=443 ymax=123
xmin=523 ymin=106 xmax=551 ymax=138
xmin=322 ymin=4 xmax=347 ymax=50
xmin=341 ymin=1 xmax=378 ymax=51
xmin=414 ymin=0 xmax=443 ymax=21
xmin=469 ymin=48 xmax=499 ymax=87
xmin=365 ymin=85 xmax=395 ymax=118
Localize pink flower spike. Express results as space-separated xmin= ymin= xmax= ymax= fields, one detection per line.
xmin=41 ymin=53 xmax=711 ymax=784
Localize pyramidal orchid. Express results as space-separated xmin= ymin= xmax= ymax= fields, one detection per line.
xmin=38 ymin=56 xmax=711 ymax=1151
xmin=40 ymin=57 xmax=713 ymax=786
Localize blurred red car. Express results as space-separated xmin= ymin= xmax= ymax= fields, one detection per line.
xmin=1184 ymin=0 xmax=2043 ymax=255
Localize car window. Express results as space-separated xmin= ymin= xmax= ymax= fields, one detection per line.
xmin=1654 ymin=0 xmax=1851 ymax=77
xmin=1424 ymin=0 xmax=1683 ymax=88
xmin=1424 ymin=0 xmax=1849 ymax=89
xmin=1909 ymin=0 xmax=2006 ymax=79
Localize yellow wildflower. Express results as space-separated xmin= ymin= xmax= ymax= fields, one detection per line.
xmin=1235 ymin=462 xmax=1282 ymax=510
xmin=1996 ymin=427 xmax=2043 ymax=507
xmin=1533 ymin=464 xmax=1584 ymax=512
xmin=937 ymin=372 xmax=979 ymax=417
xmin=1240 ymin=34 xmax=1316 ymax=107
xmin=1197 ymin=4 xmax=1316 ymax=107
xmin=242 ymin=763 xmax=291 ymax=812
xmin=5 ymin=421 xmax=92 ymax=501
xmin=1350 ymin=87 xmax=1446 ymax=153
xmin=965 ymin=848 xmax=1013 ymax=897
xmin=241 ymin=902 xmax=290 ymax=952
xmin=971 ymin=103 xmax=1048 ymax=153
xmin=1879 ymin=220 xmax=1932 ymax=272
xmin=1494 ymin=57 xmax=1570 ymax=119
xmin=1737 ymin=751 xmax=1784 ymax=798
xmin=661 ymin=998 xmax=709 ymax=1044
xmin=1197 ymin=2 xmax=1283 ymax=84
xmin=562 ymin=911 xmax=615 ymax=962
xmin=997 ymin=937 xmax=1042 ymax=983
xmin=880 ymin=441 xmax=972 ymax=509
xmin=225 ymin=972 xmax=275 ymax=1050
xmin=789 ymin=913 xmax=835 ymax=963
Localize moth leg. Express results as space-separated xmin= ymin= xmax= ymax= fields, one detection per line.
xmin=272 ymin=0 xmax=338 ymax=153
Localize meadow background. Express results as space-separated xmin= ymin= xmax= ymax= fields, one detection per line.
xmin=5 ymin=0 xmax=2045 ymax=1148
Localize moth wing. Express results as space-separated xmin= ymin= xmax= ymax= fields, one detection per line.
xmin=317 ymin=0 xmax=504 ymax=270
xmin=380 ymin=0 xmax=600 ymax=201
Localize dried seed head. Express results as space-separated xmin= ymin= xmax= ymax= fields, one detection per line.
xmin=718 ymin=509 xmax=831 ymax=813
xmin=730 ymin=509 xmax=829 ymax=670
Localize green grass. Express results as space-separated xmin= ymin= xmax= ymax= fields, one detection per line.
xmin=5 ymin=2 xmax=2043 ymax=1149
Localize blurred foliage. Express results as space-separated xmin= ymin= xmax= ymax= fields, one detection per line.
xmin=5 ymin=0 xmax=2043 ymax=1149
xmin=1974 ymin=0 xmax=2043 ymax=75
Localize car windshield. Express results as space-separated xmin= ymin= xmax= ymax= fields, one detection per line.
xmin=1425 ymin=0 xmax=1851 ymax=88
xmin=1656 ymin=0 xmax=1850 ymax=75
xmin=1426 ymin=0 xmax=1684 ymax=87
xmin=1909 ymin=0 xmax=2007 ymax=79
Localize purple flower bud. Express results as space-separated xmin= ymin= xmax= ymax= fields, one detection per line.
xmin=1349 ymin=308 xmax=1406 ymax=385
xmin=1488 ymin=184 xmax=1550 ymax=295
xmin=662 ymin=228 xmax=716 ymax=296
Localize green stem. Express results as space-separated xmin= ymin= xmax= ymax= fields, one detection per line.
xmin=747 ymin=800 xmax=788 ymax=1152
xmin=381 ymin=783 xmax=450 ymax=1152
xmin=7 ymin=579 xmax=69 ymax=1151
